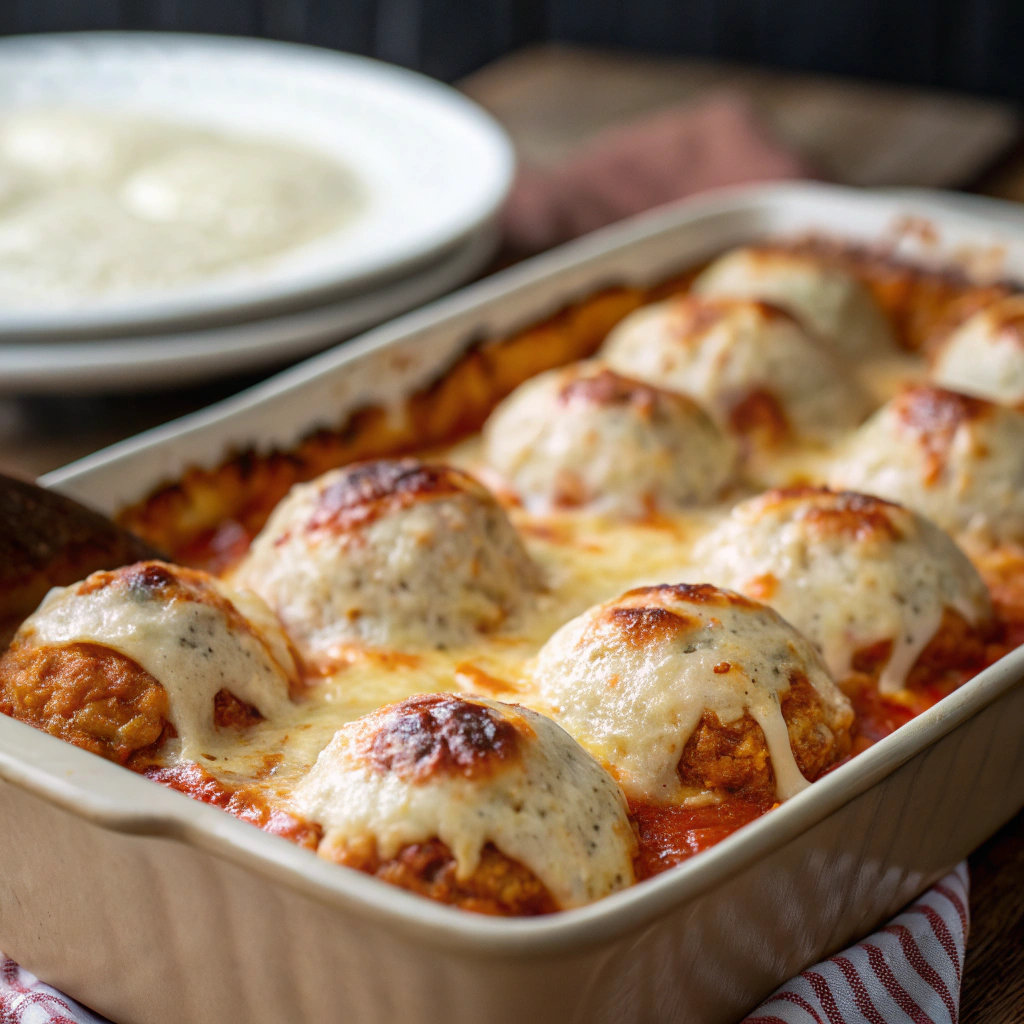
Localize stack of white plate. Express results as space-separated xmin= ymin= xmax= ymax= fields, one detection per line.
xmin=0 ymin=33 xmax=514 ymax=393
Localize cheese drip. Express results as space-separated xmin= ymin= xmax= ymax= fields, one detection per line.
xmin=529 ymin=586 xmax=852 ymax=804
xmin=23 ymin=578 xmax=294 ymax=760
xmin=695 ymin=490 xmax=992 ymax=695
xmin=292 ymin=699 xmax=637 ymax=910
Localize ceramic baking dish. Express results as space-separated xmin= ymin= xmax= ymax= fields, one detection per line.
xmin=4 ymin=182 xmax=1024 ymax=1024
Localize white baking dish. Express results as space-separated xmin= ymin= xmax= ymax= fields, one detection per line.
xmin=3 ymin=182 xmax=1023 ymax=1024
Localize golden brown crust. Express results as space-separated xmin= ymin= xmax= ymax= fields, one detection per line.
xmin=603 ymin=605 xmax=695 ymax=648
xmin=620 ymin=582 xmax=760 ymax=611
xmin=590 ymin=584 xmax=763 ymax=652
xmin=891 ymin=386 xmax=993 ymax=484
xmin=322 ymin=836 xmax=557 ymax=916
xmin=556 ymin=366 xmax=660 ymax=411
xmin=0 ymin=640 xmax=170 ymax=765
xmin=307 ymin=460 xmax=488 ymax=536
xmin=727 ymin=388 xmax=791 ymax=447
xmin=757 ymin=487 xmax=903 ymax=542
xmin=79 ymin=561 xmax=257 ymax=641
xmin=666 ymin=294 xmax=798 ymax=340
xmin=361 ymin=693 xmax=526 ymax=783
xmin=72 ymin=561 xmax=300 ymax=694
xmin=666 ymin=293 xmax=730 ymax=336
xmin=676 ymin=675 xmax=852 ymax=803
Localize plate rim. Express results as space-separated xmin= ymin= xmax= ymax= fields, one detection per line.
xmin=0 ymin=224 xmax=499 ymax=393
xmin=0 ymin=31 xmax=515 ymax=337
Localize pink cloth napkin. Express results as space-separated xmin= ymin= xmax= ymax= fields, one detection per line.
xmin=500 ymin=92 xmax=816 ymax=256
xmin=0 ymin=864 xmax=969 ymax=1023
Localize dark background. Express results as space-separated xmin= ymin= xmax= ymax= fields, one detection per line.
xmin=2 ymin=0 xmax=1023 ymax=99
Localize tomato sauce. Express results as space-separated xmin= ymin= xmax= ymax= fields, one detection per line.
xmin=144 ymin=762 xmax=321 ymax=849
xmin=630 ymin=638 xmax=1010 ymax=879
xmin=631 ymin=798 xmax=771 ymax=879
xmin=175 ymin=520 xmax=253 ymax=575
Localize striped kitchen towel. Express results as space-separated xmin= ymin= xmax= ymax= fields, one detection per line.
xmin=744 ymin=862 xmax=970 ymax=1024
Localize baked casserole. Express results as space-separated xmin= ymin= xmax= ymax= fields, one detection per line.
xmin=5 ymin=237 xmax=1024 ymax=917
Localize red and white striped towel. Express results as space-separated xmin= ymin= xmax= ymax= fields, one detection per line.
xmin=0 ymin=864 xmax=970 ymax=1024
xmin=0 ymin=956 xmax=108 ymax=1024
xmin=744 ymin=862 xmax=970 ymax=1024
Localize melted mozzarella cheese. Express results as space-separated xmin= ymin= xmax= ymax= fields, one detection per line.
xmin=205 ymin=434 xmax=869 ymax=796
xmin=151 ymin=314 xmax=942 ymax=814
xmin=529 ymin=588 xmax=851 ymax=803
xmin=233 ymin=464 xmax=541 ymax=654
xmin=694 ymin=492 xmax=992 ymax=694
xmin=22 ymin=579 xmax=294 ymax=760
xmin=932 ymin=296 xmax=1024 ymax=404
xmin=483 ymin=361 xmax=736 ymax=516
xmin=292 ymin=700 xmax=637 ymax=909
xmin=692 ymin=247 xmax=895 ymax=357
xmin=829 ymin=394 xmax=1024 ymax=548
xmin=215 ymin=510 xmax=705 ymax=791
xmin=601 ymin=296 xmax=871 ymax=444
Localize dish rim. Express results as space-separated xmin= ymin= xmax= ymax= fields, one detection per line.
xmin=1 ymin=644 xmax=1018 ymax=957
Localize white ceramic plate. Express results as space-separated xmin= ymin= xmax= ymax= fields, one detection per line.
xmin=0 ymin=32 xmax=514 ymax=337
xmin=0 ymin=226 xmax=498 ymax=393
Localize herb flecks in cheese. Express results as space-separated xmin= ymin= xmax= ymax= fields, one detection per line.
xmin=530 ymin=584 xmax=853 ymax=803
xmin=293 ymin=694 xmax=637 ymax=909
xmin=696 ymin=488 xmax=992 ymax=694
xmin=484 ymin=360 xmax=736 ymax=517
xmin=20 ymin=561 xmax=296 ymax=760
xmin=233 ymin=459 xmax=543 ymax=655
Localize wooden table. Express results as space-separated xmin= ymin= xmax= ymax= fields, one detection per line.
xmin=962 ymin=813 xmax=1024 ymax=1023
xmin=2 ymin=43 xmax=1024 ymax=1020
